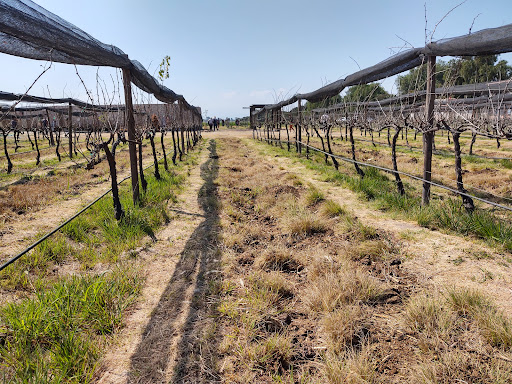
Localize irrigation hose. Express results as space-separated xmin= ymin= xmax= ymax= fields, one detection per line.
xmin=262 ymin=137 xmax=512 ymax=213
xmin=0 ymin=144 xmax=194 ymax=272
xmin=352 ymin=136 xmax=512 ymax=161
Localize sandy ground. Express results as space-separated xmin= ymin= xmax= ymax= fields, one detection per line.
xmin=95 ymin=139 xmax=221 ymax=383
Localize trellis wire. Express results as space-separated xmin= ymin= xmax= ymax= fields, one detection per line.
xmin=263 ymin=137 xmax=512 ymax=213
xmin=350 ymin=136 xmax=512 ymax=161
xmin=0 ymin=153 xmax=172 ymax=272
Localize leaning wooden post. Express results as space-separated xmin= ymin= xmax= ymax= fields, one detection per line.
xmin=422 ymin=56 xmax=436 ymax=206
xmin=297 ymin=99 xmax=302 ymax=153
xmin=122 ymin=67 xmax=140 ymax=204
xmin=68 ymin=102 xmax=73 ymax=159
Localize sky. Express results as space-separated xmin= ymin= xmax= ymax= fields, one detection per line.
xmin=2 ymin=0 xmax=512 ymax=119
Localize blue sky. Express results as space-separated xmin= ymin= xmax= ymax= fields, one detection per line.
xmin=2 ymin=0 xmax=512 ymax=118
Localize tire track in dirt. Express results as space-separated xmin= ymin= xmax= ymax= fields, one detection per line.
xmin=95 ymin=139 xmax=221 ymax=384
xmin=248 ymin=139 xmax=512 ymax=314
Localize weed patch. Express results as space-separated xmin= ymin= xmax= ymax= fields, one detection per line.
xmin=0 ymin=267 xmax=142 ymax=383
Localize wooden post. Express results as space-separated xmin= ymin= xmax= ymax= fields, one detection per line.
xmin=179 ymin=101 xmax=186 ymax=156
xmin=122 ymin=67 xmax=140 ymax=204
xmin=268 ymin=110 xmax=271 ymax=143
xmin=68 ymin=102 xmax=73 ymax=159
xmin=274 ymin=109 xmax=277 ymax=143
xmin=266 ymin=110 xmax=269 ymax=143
xmin=277 ymin=108 xmax=281 ymax=145
xmin=297 ymin=99 xmax=302 ymax=153
xmin=422 ymin=56 xmax=436 ymax=206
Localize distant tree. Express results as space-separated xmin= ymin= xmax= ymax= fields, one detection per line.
xmin=395 ymin=60 xmax=451 ymax=94
xmin=396 ymin=55 xmax=512 ymax=94
xmin=457 ymin=55 xmax=512 ymax=84
xmin=305 ymin=95 xmax=342 ymax=111
xmin=343 ymin=83 xmax=391 ymax=102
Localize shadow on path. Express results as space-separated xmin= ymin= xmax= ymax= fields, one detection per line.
xmin=127 ymin=139 xmax=221 ymax=384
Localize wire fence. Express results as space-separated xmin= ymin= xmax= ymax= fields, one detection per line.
xmin=261 ymin=137 xmax=512 ymax=213
xmin=0 ymin=149 xmax=194 ymax=272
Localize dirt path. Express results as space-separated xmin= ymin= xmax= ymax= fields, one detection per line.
xmin=91 ymin=135 xmax=511 ymax=383
xmin=247 ymin=139 xmax=512 ymax=314
xmin=95 ymin=139 xmax=221 ymax=384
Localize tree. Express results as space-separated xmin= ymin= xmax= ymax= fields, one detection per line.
xmin=304 ymin=95 xmax=342 ymax=111
xmin=343 ymin=83 xmax=391 ymax=102
xmin=396 ymin=55 xmax=512 ymax=94
xmin=457 ymin=55 xmax=512 ymax=84
xmin=396 ymin=60 xmax=451 ymax=94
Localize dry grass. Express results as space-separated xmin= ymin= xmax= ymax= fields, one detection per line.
xmin=285 ymin=211 xmax=328 ymax=237
xmin=304 ymin=269 xmax=386 ymax=312
xmin=242 ymin=334 xmax=294 ymax=372
xmin=446 ymin=288 xmax=512 ymax=348
xmin=349 ymin=239 xmax=393 ymax=262
xmin=214 ymin=138 xmax=401 ymax=382
xmin=401 ymin=287 xmax=512 ymax=383
xmin=251 ymin=270 xmax=295 ymax=299
xmin=0 ymin=171 xmax=86 ymax=216
xmin=411 ymin=350 xmax=512 ymax=384
xmin=209 ymin=137 xmax=512 ymax=383
xmin=304 ymin=185 xmax=325 ymax=206
xmin=322 ymin=306 xmax=365 ymax=354
xmin=321 ymin=199 xmax=347 ymax=218
xmin=254 ymin=245 xmax=303 ymax=272
xmin=404 ymin=293 xmax=455 ymax=335
xmin=324 ymin=346 xmax=378 ymax=384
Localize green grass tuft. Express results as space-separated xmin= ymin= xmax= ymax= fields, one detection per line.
xmin=321 ymin=200 xmax=347 ymax=218
xmin=0 ymin=267 xmax=142 ymax=383
xmin=305 ymin=186 xmax=325 ymax=206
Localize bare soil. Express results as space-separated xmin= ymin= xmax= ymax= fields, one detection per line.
xmin=96 ymin=132 xmax=511 ymax=382
xmin=3 ymin=129 xmax=510 ymax=383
